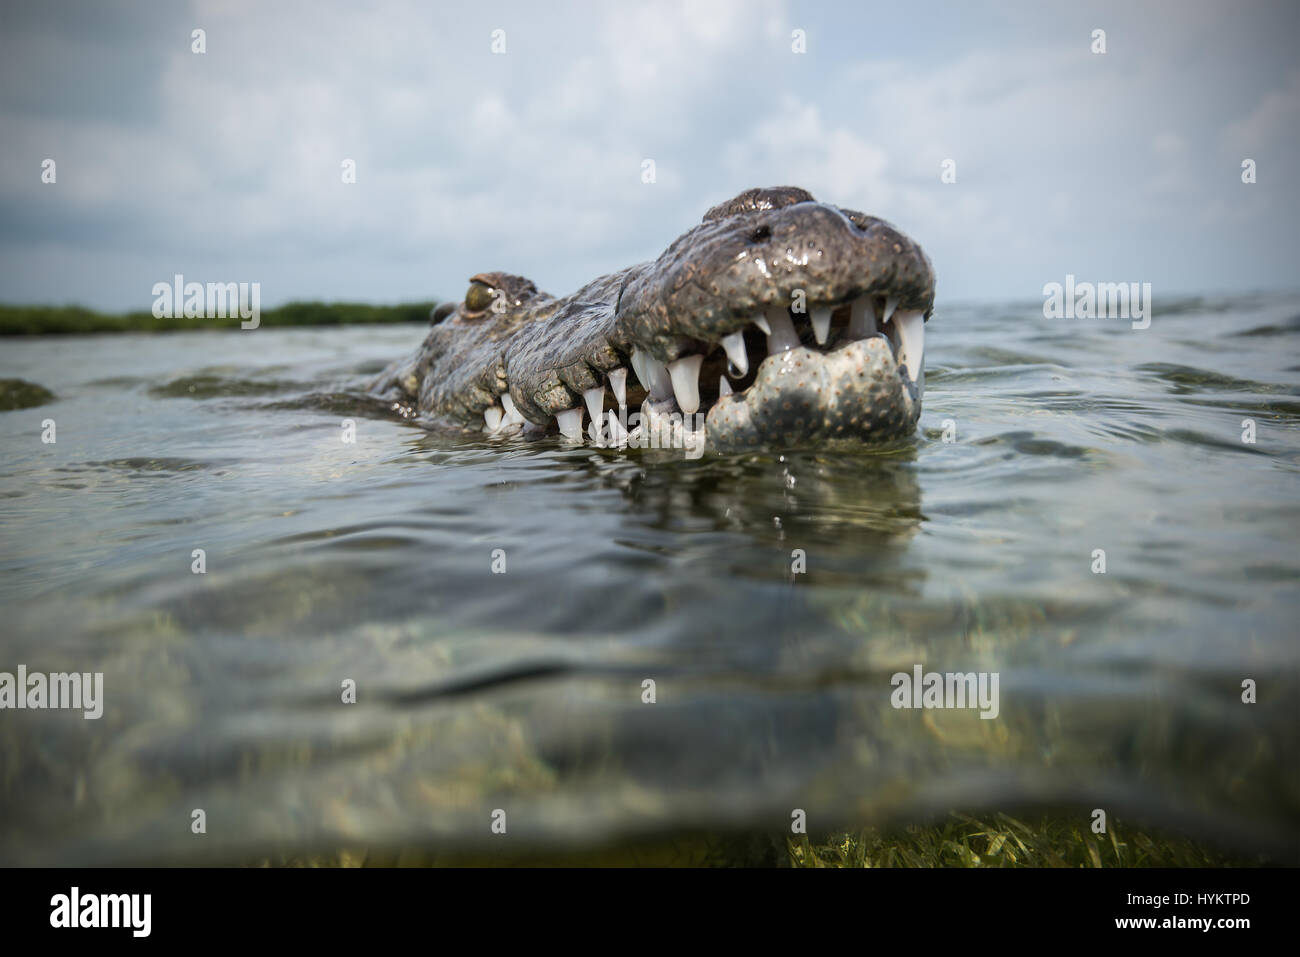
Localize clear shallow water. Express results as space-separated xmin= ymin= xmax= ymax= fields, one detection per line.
xmin=1 ymin=296 xmax=1297 ymax=864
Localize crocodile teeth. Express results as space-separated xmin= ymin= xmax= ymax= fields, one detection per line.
xmin=880 ymin=294 xmax=899 ymax=326
xmin=607 ymin=409 xmax=629 ymax=446
xmin=628 ymin=351 xmax=647 ymax=395
xmin=608 ymin=367 xmax=628 ymax=407
xmin=721 ymin=330 xmax=748 ymax=378
xmin=631 ymin=349 xmax=673 ymax=399
xmin=483 ymin=405 xmax=503 ymax=432
xmin=668 ymin=354 xmax=703 ymax=414
xmin=848 ymin=296 xmax=876 ymax=339
xmin=718 ymin=376 xmax=732 ymax=397
xmin=752 ymin=313 xmax=771 ymax=335
xmin=500 ymin=393 xmax=525 ymax=428
xmin=587 ymin=419 xmax=603 ymax=444
xmin=765 ymin=307 xmax=800 ymax=355
xmin=555 ymin=408 xmax=584 ymax=441
xmin=583 ymin=385 xmax=605 ymax=422
xmin=810 ymin=306 xmax=832 ymax=345
xmin=893 ymin=309 xmax=925 ymax=389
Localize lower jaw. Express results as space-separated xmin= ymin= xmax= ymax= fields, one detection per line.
xmin=700 ymin=337 xmax=921 ymax=449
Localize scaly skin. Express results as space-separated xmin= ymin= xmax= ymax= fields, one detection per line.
xmin=371 ymin=186 xmax=935 ymax=450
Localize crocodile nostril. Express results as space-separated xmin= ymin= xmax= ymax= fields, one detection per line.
xmin=749 ymin=225 xmax=772 ymax=243
xmin=844 ymin=212 xmax=873 ymax=232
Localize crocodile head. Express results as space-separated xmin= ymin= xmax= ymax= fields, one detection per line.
xmin=373 ymin=186 xmax=935 ymax=451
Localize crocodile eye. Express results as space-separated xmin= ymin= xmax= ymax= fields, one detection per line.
xmin=464 ymin=281 xmax=496 ymax=313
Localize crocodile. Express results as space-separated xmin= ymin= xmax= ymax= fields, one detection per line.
xmin=370 ymin=186 xmax=934 ymax=451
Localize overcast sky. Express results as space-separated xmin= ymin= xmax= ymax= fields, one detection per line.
xmin=1 ymin=0 xmax=1296 ymax=310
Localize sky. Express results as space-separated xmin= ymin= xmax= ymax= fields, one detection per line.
xmin=0 ymin=0 xmax=1296 ymax=309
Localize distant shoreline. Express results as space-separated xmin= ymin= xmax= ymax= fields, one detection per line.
xmin=0 ymin=301 xmax=438 ymax=335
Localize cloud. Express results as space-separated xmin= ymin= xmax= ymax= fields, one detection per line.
xmin=0 ymin=0 xmax=1296 ymax=308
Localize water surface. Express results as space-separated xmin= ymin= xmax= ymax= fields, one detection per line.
xmin=1 ymin=295 xmax=1297 ymax=864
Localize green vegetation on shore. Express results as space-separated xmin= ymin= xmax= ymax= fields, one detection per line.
xmin=0 ymin=301 xmax=438 ymax=335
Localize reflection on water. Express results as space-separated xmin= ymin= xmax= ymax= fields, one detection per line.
xmin=0 ymin=297 xmax=1297 ymax=864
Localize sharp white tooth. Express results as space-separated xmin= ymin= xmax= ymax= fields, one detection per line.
xmin=764 ymin=307 xmax=800 ymax=355
xmin=667 ymin=354 xmax=703 ymax=414
xmin=555 ymin=408 xmax=584 ymax=441
xmin=483 ymin=405 xmax=503 ymax=432
xmin=848 ymin=296 xmax=876 ymax=339
xmin=583 ymin=385 xmax=605 ymax=422
xmin=631 ymin=348 xmax=672 ymax=399
xmin=587 ymin=419 xmax=603 ymax=445
xmin=810 ymin=306 xmax=832 ymax=345
xmin=721 ymin=330 xmax=749 ymax=378
xmin=880 ymin=295 xmax=899 ymax=326
xmin=629 ymin=351 xmax=645 ymax=392
xmin=608 ymin=367 xmax=628 ymax=407
xmin=718 ymin=376 xmax=733 ymax=397
xmin=500 ymin=393 xmax=525 ymax=427
xmin=646 ymin=359 xmax=673 ymax=398
xmin=893 ymin=309 xmax=926 ymax=390
xmin=752 ymin=313 xmax=771 ymax=335
xmin=607 ymin=409 xmax=629 ymax=446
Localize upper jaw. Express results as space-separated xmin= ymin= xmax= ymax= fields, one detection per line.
xmin=615 ymin=199 xmax=934 ymax=361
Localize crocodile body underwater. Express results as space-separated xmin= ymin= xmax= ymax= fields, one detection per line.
xmin=371 ymin=186 xmax=935 ymax=451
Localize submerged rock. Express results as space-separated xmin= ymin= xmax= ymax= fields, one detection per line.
xmin=0 ymin=379 xmax=56 ymax=411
